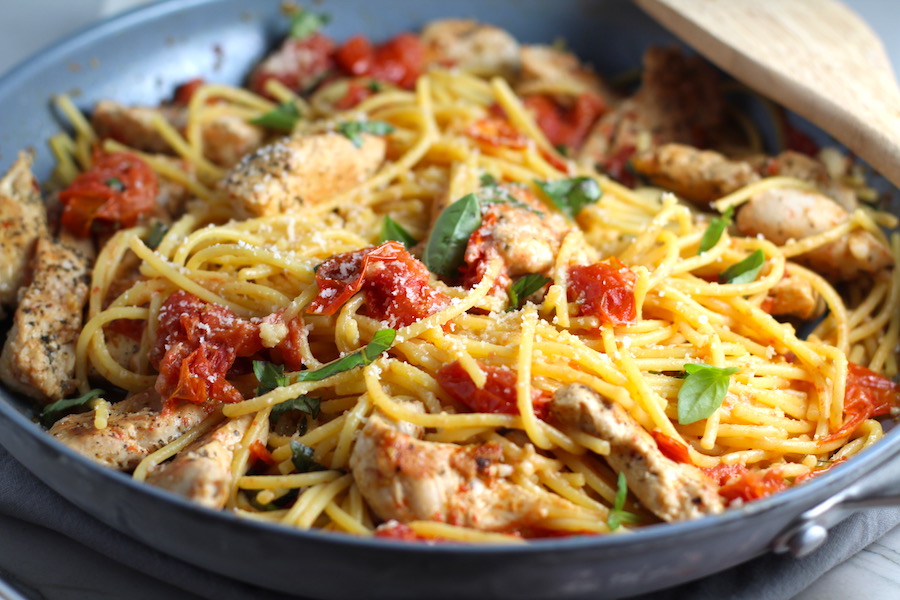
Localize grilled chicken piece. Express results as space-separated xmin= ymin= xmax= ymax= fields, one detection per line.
xmin=0 ymin=237 xmax=90 ymax=403
xmin=200 ymin=114 xmax=266 ymax=168
xmin=760 ymin=151 xmax=857 ymax=211
xmin=146 ymin=413 xmax=265 ymax=509
xmin=350 ymin=414 xmax=579 ymax=531
xmin=631 ymin=144 xmax=760 ymax=205
xmin=0 ymin=153 xmax=48 ymax=318
xmin=220 ymin=132 xmax=386 ymax=218
xmin=518 ymin=45 xmax=611 ymax=100
xmin=735 ymin=188 xmax=893 ymax=281
xmin=49 ymin=390 xmax=209 ymax=471
xmin=421 ymin=19 xmax=521 ymax=78
xmin=765 ymin=273 xmax=826 ymax=321
xmin=550 ymin=384 xmax=724 ymax=522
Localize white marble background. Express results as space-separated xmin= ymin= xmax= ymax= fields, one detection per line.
xmin=1 ymin=1 xmax=899 ymax=599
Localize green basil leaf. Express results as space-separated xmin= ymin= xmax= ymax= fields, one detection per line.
xmin=145 ymin=221 xmax=169 ymax=250
xmin=105 ymin=177 xmax=125 ymax=191
xmin=677 ymin=363 xmax=739 ymax=424
xmin=289 ymin=10 xmax=330 ymax=40
xmin=337 ymin=120 xmax=395 ymax=148
xmin=720 ymin=249 xmax=765 ymax=284
xmin=41 ymin=389 xmax=104 ymax=426
xmin=507 ymin=274 xmax=551 ymax=312
xmin=423 ymin=193 xmax=482 ymax=278
xmin=250 ymin=101 xmax=301 ymax=132
xmin=295 ymin=328 xmax=396 ymax=382
xmin=535 ymin=176 xmax=602 ymax=219
xmin=379 ymin=216 xmax=417 ymax=248
xmin=367 ymin=80 xmax=383 ymax=93
xmin=253 ymin=360 xmax=290 ymax=395
xmin=270 ymin=395 xmax=321 ymax=424
xmin=289 ymin=440 xmax=326 ymax=473
xmin=608 ymin=472 xmax=640 ymax=531
xmin=698 ymin=206 xmax=734 ymax=254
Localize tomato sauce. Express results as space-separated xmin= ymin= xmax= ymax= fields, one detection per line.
xmin=566 ymin=258 xmax=637 ymax=326
xmin=436 ymin=360 xmax=551 ymax=420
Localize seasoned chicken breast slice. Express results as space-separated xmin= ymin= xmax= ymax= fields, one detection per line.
xmin=49 ymin=390 xmax=209 ymax=471
xmin=550 ymin=384 xmax=724 ymax=522
xmin=146 ymin=413 xmax=266 ymax=509
xmin=421 ymin=19 xmax=521 ymax=78
xmin=219 ymin=132 xmax=386 ymax=218
xmin=0 ymin=236 xmax=90 ymax=403
xmin=0 ymin=152 xmax=48 ymax=318
xmin=350 ymin=414 xmax=579 ymax=531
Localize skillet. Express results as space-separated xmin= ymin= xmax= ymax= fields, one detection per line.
xmin=0 ymin=1 xmax=899 ymax=598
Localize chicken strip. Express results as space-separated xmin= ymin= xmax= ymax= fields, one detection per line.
xmin=219 ymin=132 xmax=386 ymax=218
xmin=146 ymin=413 xmax=265 ymax=509
xmin=350 ymin=414 xmax=579 ymax=531
xmin=0 ymin=237 xmax=90 ymax=403
xmin=518 ymin=44 xmax=612 ymax=102
xmin=550 ymin=384 xmax=724 ymax=522
xmin=735 ymin=188 xmax=893 ymax=281
xmin=631 ymin=144 xmax=760 ymax=205
xmin=200 ymin=114 xmax=266 ymax=168
xmin=0 ymin=152 xmax=48 ymax=318
xmin=760 ymin=151 xmax=857 ymax=211
xmin=765 ymin=273 xmax=826 ymax=321
xmin=421 ymin=19 xmax=521 ymax=78
xmin=49 ymin=389 xmax=209 ymax=471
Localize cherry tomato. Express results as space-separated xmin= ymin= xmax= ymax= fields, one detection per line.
xmin=567 ymin=258 xmax=637 ymax=326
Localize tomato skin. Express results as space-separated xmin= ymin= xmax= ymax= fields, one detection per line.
xmin=249 ymin=33 xmax=336 ymax=98
xmin=566 ymin=258 xmax=637 ymax=326
xmin=821 ymin=363 xmax=900 ymax=443
xmin=308 ymin=241 xmax=449 ymax=328
xmin=436 ymin=360 xmax=551 ymax=420
xmin=702 ymin=463 xmax=786 ymax=503
xmin=334 ymin=80 xmax=375 ymax=110
xmin=334 ymin=33 xmax=424 ymax=89
xmin=59 ymin=152 xmax=158 ymax=237
xmin=651 ymin=431 xmax=692 ymax=464
xmin=465 ymin=118 xmax=528 ymax=149
xmin=173 ymin=78 xmax=205 ymax=105
xmin=249 ymin=440 xmax=276 ymax=466
xmin=523 ymin=93 xmax=605 ymax=150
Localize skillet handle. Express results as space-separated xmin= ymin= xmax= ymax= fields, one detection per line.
xmin=772 ymin=457 xmax=900 ymax=558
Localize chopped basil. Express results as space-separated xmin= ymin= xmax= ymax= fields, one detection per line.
xmin=295 ymin=328 xmax=396 ymax=382
xmin=270 ymin=395 xmax=321 ymax=423
xmin=250 ymin=101 xmax=301 ymax=132
xmin=607 ymin=472 xmax=640 ymax=531
xmin=423 ymin=193 xmax=482 ymax=278
xmin=40 ymin=389 xmax=104 ymax=427
xmin=379 ymin=216 xmax=417 ymax=248
xmin=535 ymin=176 xmax=602 ymax=219
xmin=336 ymin=120 xmax=394 ymax=148
xmin=367 ymin=80 xmax=383 ymax=93
xmin=720 ymin=249 xmax=765 ymax=284
xmin=105 ymin=177 xmax=125 ymax=191
xmin=145 ymin=221 xmax=168 ymax=250
xmin=698 ymin=206 xmax=734 ymax=254
xmin=507 ymin=274 xmax=551 ymax=312
xmin=253 ymin=360 xmax=290 ymax=395
xmin=289 ymin=440 xmax=326 ymax=473
xmin=289 ymin=10 xmax=330 ymax=40
xmin=554 ymin=144 xmax=570 ymax=157
xmin=677 ymin=363 xmax=739 ymax=425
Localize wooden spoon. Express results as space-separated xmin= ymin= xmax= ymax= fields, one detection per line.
xmin=634 ymin=0 xmax=900 ymax=188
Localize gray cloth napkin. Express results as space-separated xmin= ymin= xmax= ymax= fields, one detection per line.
xmin=1 ymin=443 xmax=899 ymax=600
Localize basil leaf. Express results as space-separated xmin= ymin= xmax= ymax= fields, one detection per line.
xmin=677 ymin=363 xmax=739 ymax=424
xmin=367 ymin=80 xmax=383 ymax=93
xmin=289 ymin=10 xmax=330 ymax=40
xmin=507 ymin=274 xmax=551 ymax=312
xmin=337 ymin=120 xmax=395 ymax=148
xmin=295 ymin=328 xmax=396 ymax=382
xmin=535 ymin=176 xmax=602 ymax=219
xmin=289 ymin=440 xmax=326 ymax=472
xmin=478 ymin=175 xmax=543 ymax=216
xmin=270 ymin=395 xmax=321 ymax=424
xmin=40 ymin=389 xmax=104 ymax=426
xmin=379 ymin=216 xmax=417 ymax=248
xmin=698 ymin=206 xmax=734 ymax=254
xmin=720 ymin=249 xmax=765 ymax=284
xmin=145 ymin=221 xmax=168 ymax=250
xmin=253 ymin=360 xmax=290 ymax=395
xmin=250 ymin=102 xmax=301 ymax=132
xmin=423 ymin=193 xmax=482 ymax=278
xmin=105 ymin=177 xmax=125 ymax=191
xmin=608 ymin=472 xmax=640 ymax=531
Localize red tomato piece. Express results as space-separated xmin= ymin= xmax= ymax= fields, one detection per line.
xmin=523 ymin=92 xmax=605 ymax=150
xmin=58 ymin=152 xmax=158 ymax=237
xmin=151 ymin=291 xmax=263 ymax=411
xmin=651 ymin=431 xmax=692 ymax=464
xmin=436 ymin=360 xmax=551 ymax=420
xmin=794 ymin=458 xmax=846 ymax=485
xmin=249 ymin=33 xmax=336 ymax=98
xmin=249 ymin=440 xmax=277 ymax=466
xmin=465 ymin=117 xmax=528 ymax=149
xmin=334 ymin=33 xmax=424 ymax=89
xmin=308 ymin=241 xmax=449 ymax=328
xmin=717 ymin=469 xmax=787 ymax=503
xmin=374 ymin=522 xmax=434 ymax=541
xmin=334 ymin=80 xmax=375 ymax=110
xmin=172 ymin=78 xmax=205 ymax=105
xmin=566 ymin=258 xmax=637 ymax=326
xmin=821 ymin=363 xmax=900 ymax=443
